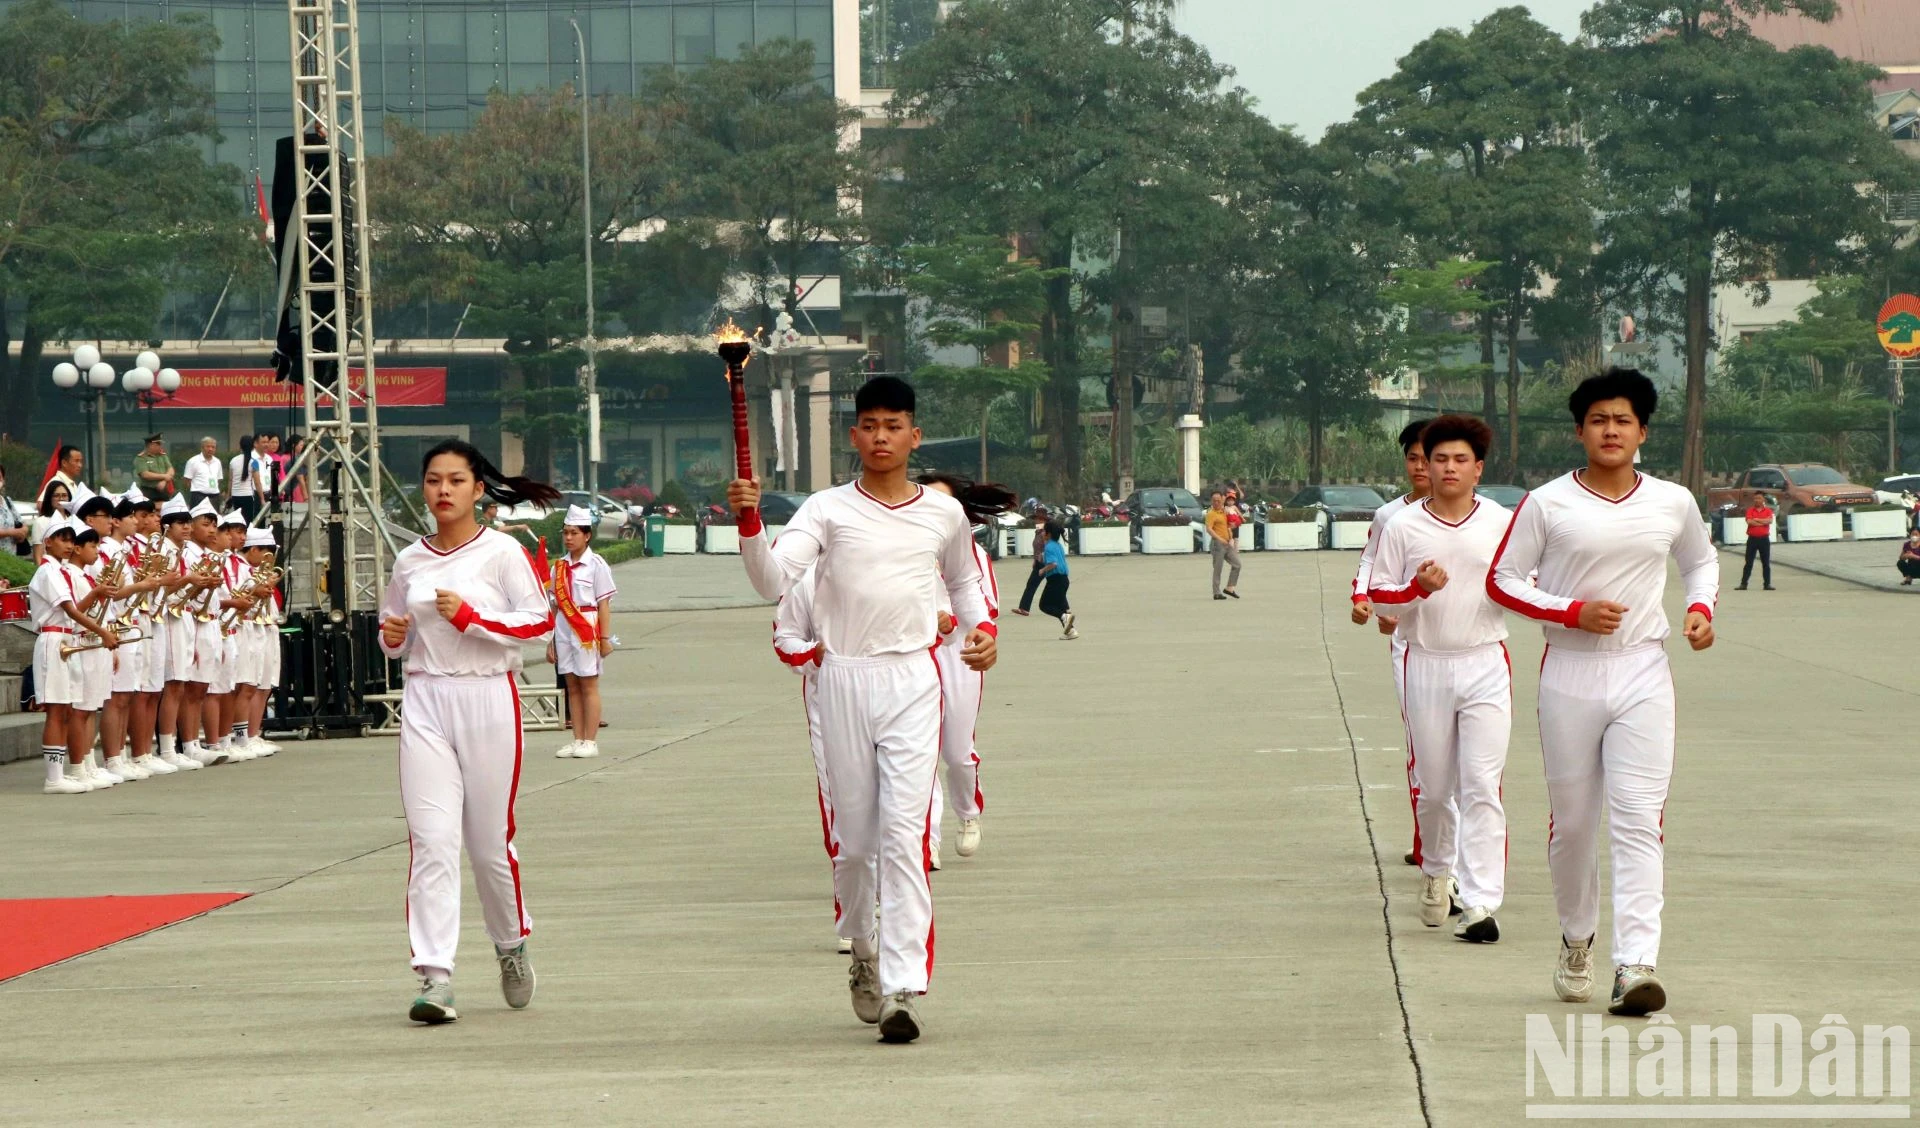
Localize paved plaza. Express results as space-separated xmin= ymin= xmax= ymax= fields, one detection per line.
xmin=1 ymin=550 xmax=1914 ymax=1126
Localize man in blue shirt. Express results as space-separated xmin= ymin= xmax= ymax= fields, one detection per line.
xmin=1036 ymin=520 xmax=1076 ymax=639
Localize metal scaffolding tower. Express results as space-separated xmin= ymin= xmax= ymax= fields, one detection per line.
xmin=282 ymin=0 xmax=392 ymax=613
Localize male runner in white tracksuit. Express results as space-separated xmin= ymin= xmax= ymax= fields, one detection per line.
xmin=732 ymin=375 xmax=995 ymax=1045
xmin=1352 ymin=419 xmax=1449 ymax=871
xmin=1486 ymin=368 xmax=1717 ymax=1017
xmin=1367 ymin=415 xmax=1512 ymax=944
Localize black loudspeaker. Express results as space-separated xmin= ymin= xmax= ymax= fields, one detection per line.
xmin=269 ymin=609 xmax=388 ymax=737
xmin=268 ymin=133 xmax=357 ymax=385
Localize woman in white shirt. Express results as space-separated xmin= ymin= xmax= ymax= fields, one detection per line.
xmin=29 ymin=481 xmax=71 ymax=564
xmin=377 ymin=439 xmax=558 ymax=1026
xmin=0 ymin=466 xmax=28 ymax=557
xmin=227 ymin=435 xmax=258 ymax=522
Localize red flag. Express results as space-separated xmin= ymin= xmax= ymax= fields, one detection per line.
xmin=254 ymin=172 xmax=271 ymax=244
xmin=38 ymin=438 xmax=61 ymax=492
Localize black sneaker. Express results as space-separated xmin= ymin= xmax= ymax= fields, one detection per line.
xmin=1403 ymin=851 xmax=1418 ymax=866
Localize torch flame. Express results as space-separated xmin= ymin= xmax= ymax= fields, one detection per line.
xmin=715 ymin=318 xmax=757 ymax=380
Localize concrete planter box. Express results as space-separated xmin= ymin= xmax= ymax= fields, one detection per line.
xmin=1848 ymin=509 xmax=1908 ymax=540
xmin=1011 ymin=527 xmax=1038 ymax=557
xmin=1330 ymin=520 xmax=1372 ymax=550
xmin=1784 ymin=512 xmax=1843 ymax=543
xmin=1236 ymin=524 xmax=1255 ymax=551
xmin=661 ymin=524 xmax=698 ymax=554
xmin=702 ymin=525 xmax=740 ymax=554
xmin=1265 ymin=521 xmax=1319 ymax=551
xmin=1140 ymin=524 xmax=1194 ymax=554
xmin=1078 ymin=525 xmax=1130 ymax=555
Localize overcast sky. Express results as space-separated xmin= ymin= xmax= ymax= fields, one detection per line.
xmin=1175 ymin=0 xmax=1593 ymax=138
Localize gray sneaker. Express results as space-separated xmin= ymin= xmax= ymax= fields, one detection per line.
xmin=878 ymin=990 xmax=921 ymax=1043
xmin=1554 ymin=935 xmax=1595 ymax=1003
xmin=409 ymin=976 xmax=457 ymax=1024
xmin=1608 ymin=964 xmax=1666 ymax=1016
xmin=497 ymin=942 xmax=536 ymax=1009
xmin=849 ymin=958 xmax=882 ymax=1024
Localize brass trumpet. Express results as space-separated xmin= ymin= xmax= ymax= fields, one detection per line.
xmin=221 ymin=557 xmax=282 ymax=633
xmin=124 ymin=533 xmax=170 ymax=618
xmin=164 ymin=555 xmax=222 ymax=619
xmin=191 ymin=550 xmax=230 ymax=622
xmin=62 ymin=626 xmax=143 ymax=658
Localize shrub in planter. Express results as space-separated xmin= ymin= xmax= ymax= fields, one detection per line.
xmin=1139 ymin=513 xmax=1193 ymax=527
xmin=1266 ymin=507 xmax=1318 ymax=523
xmin=598 ymin=539 xmax=647 ymax=565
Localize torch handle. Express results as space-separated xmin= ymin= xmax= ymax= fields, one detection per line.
xmin=729 ymin=366 xmax=753 ymax=482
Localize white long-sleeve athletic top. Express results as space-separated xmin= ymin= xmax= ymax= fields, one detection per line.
xmin=1367 ymin=498 xmax=1511 ymax=654
xmin=771 ymin=567 xmax=822 ymax=675
xmin=1486 ymin=470 xmax=1718 ymax=652
xmin=742 ymin=481 xmax=994 ymax=659
xmin=379 ymin=527 xmax=552 ymax=677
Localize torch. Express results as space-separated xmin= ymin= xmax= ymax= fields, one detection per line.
xmin=716 ymin=319 xmax=760 ymax=530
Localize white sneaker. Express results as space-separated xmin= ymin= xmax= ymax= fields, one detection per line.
xmin=161 ymin=748 xmax=203 ymax=770
xmin=107 ymin=755 xmax=150 ymax=781
xmin=45 ymin=767 xmax=93 ymax=795
xmin=956 ymin=818 xmax=981 ymax=857
xmin=848 ymin=958 xmax=882 ymax=1025
xmin=227 ymin=741 xmax=256 ymax=762
xmin=88 ymin=761 xmax=123 ymax=787
xmin=1555 ymin=935 xmax=1596 ymax=1003
xmin=928 ymin=849 xmax=942 ymax=872
xmin=878 ymin=990 xmax=922 ymax=1044
xmin=1454 ymin=906 xmax=1500 ymax=943
xmin=258 ymin=739 xmax=283 ymax=754
xmin=836 ymin=936 xmax=853 ymax=955
xmin=1608 ymin=964 xmax=1666 ymax=1016
xmin=186 ymin=742 xmax=218 ymax=766
xmin=136 ymin=753 xmax=177 ymax=776
xmin=247 ymin=738 xmax=277 ymax=757
xmin=555 ymin=740 xmax=581 ymax=759
xmin=572 ymin=740 xmax=599 ymax=759
xmin=1418 ymin=872 xmax=1451 ymax=927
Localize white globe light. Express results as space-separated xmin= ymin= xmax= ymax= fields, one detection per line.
xmin=124 ymin=366 xmax=154 ymax=393
xmin=73 ymin=344 xmax=100 ymax=369
xmin=136 ymin=350 xmax=161 ymax=374
xmin=51 ymin=362 xmax=80 ymax=389
xmin=156 ymin=367 xmax=182 ymax=393
xmin=87 ymin=361 xmax=116 ymax=389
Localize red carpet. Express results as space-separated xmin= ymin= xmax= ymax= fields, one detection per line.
xmin=1 ymin=893 xmax=248 ymax=981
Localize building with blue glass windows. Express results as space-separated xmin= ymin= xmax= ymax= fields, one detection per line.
xmin=11 ymin=0 xmax=940 ymax=492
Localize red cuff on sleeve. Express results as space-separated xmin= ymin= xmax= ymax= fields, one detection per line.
xmin=738 ymin=507 xmax=763 ymax=538
xmin=450 ymin=600 xmax=476 ymax=632
xmin=974 ymin=621 xmax=997 ymax=639
xmin=1686 ymin=602 xmax=1713 ymax=622
xmin=1560 ymin=600 xmax=1585 ymax=630
xmin=1350 ymin=592 xmax=1368 ymax=606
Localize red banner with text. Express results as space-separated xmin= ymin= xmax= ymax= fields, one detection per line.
xmin=164 ymin=367 xmax=447 ymax=409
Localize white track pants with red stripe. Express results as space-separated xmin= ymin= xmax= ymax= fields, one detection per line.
xmin=1393 ymin=634 xmax=1457 ymax=868
xmin=1537 ymin=643 xmax=1674 ymax=969
xmin=927 ymin=636 xmax=984 ymax=854
xmin=1403 ymin=642 xmax=1512 ymax=912
xmin=400 ymin=674 xmax=530 ymax=973
xmin=813 ymin=651 xmax=941 ymax=997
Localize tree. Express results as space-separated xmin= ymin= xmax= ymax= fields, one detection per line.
xmin=1582 ymin=0 xmax=1916 ymax=493
xmin=658 ymin=40 xmax=865 ymax=333
xmin=1349 ymin=7 xmax=1591 ymax=472
xmin=889 ymin=0 xmax=1235 ymax=498
xmin=901 ymin=236 xmax=1060 ymax=479
xmin=1379 ymin=260 xmax=1496 ymax=409
xmin=0 ymin=0 xmax=254 ymax=423
xmin=371 ymin=88 xmax=675 ymax=479
xmin=1240 ymin=138 xmax=1394 ymax=484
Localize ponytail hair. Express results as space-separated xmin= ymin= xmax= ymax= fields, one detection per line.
xmin=421 ymin=440 xmax=562 ymax=509
xmin=917 ymin=471 xmax=1016 ymax=527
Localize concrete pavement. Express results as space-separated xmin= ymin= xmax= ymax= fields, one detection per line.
xmin=0 ymin=551 xmax=1913 ymax=1125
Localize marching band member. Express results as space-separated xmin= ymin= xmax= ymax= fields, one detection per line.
xmin=174 ymin=499 xmax=226 ymax=765
xmin=548 ymin=504 xmax=616 ymax=759
xmin=208 ymin=510 xmax=257 ymax=762
xmin=34 ymin=520 xmax=115 ymax=794
xmin=238 ymin=526 xmax=283 ymax=758
xmin=71 ymin=488 xmax=125 ymax=786
xmin=154 ymin=495 xmax=203 ymax=770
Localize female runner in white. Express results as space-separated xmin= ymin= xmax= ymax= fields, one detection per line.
xmin=918 ymin=473 xmax=1013 ymax=866
xmin=378 ymin=440 xmax=558 ymax=1025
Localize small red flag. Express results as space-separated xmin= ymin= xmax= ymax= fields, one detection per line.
xmin=39 ymin=438 xmax=62 ymax=492
xmin=254 ymin=172 xmax=271 ymax=244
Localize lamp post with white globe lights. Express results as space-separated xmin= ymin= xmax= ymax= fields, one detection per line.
xmin=49 ymin=346 xmax=185 ymax=485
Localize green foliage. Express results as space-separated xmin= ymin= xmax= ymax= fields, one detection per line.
xmin=0 ymin=551 xmax=34 ymax=587
xmin=0 ymin=0 xmax=258 ymax=423
xmin=0 ymin=440 xmax=47 ymax=498
xmin=653 ymin=480 xmax=694 ymax=512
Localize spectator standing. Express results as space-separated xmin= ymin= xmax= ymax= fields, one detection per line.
xmin=1898 ymin=529 xmax=1920 ymax=585
xmin=30 ymin=481 xmax=71 ymax=564
xmin=1737 ymin=494 xmax=1774 ymax=591
xmin=182 ymin=437 xmax=223 ymax=508
xmin=1206 ymin=491 xmax=1242 ymax=600
xmin=278 ymin=435 xmax=308 ymax=503
xmin=133 ymin=434 xmax=176 ymax=499
xmin=49 ymin=445 xmax=83 ymax=492
xmin=228 ymin=435 xmax=260 ymax=522
xmin=1012 ymin=517 xmax=1046 ymax=617
xmin=0 ymin=466 xmax=27 ymax=557
xmin=1037 ymin=519 xmax=1076 ymax=638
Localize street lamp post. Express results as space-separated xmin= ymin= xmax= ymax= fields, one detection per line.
xmin=567 ymin=16 xmax=599 ymax=504
xmin=50 ymin=344 xmax=116 ymax=482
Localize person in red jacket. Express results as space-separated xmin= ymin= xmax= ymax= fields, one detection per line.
xmin=1738 ymin=494 xmax=1774 ymax=591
